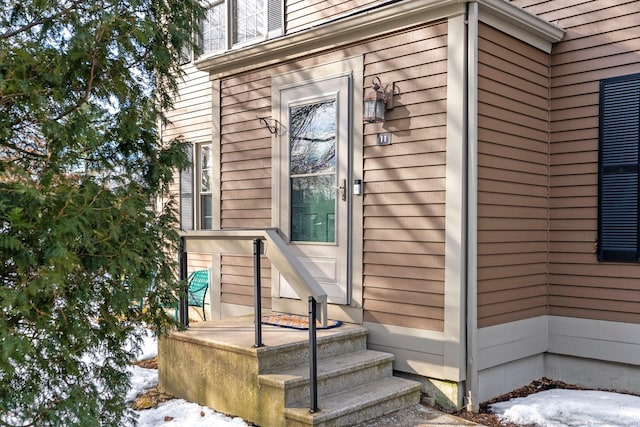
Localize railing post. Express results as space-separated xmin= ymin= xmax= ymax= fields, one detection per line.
xmin=179 ymin=237 xmax=189 ymax=327
xmin=253 ymin=239 xmax=264 ymax=348
xmin=308 ymin=296 xmax=319 ymax=413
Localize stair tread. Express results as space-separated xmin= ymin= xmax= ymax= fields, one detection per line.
xmin=284 ymin=376 xmax=421 ymax=423
xmin=259 ymin=350 xmax=393 ymax=387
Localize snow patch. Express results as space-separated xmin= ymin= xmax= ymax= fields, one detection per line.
xmin=490 ymin=389 xmax=640 ymax=427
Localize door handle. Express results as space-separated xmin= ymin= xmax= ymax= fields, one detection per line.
xmin=332 ymin=179 xmax=346 ymax=201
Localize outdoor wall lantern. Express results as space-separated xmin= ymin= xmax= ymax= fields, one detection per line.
xmin=363 ymin=76 xmax=387 ymax=123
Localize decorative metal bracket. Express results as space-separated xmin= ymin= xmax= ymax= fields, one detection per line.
xmin=258 ymin=117 xmax=279 ymax=135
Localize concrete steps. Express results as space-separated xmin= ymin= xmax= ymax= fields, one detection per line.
xmin=284 ymin=377 xmax=422 ymax=427
xmin=257 ymin=325 xmax=421 ymax=425
xmin=259 ymin=350 xmax=395 ymax=407
xmin=158 ymin=316 xmax=421 ymax=426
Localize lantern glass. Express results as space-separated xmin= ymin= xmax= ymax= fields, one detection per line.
xmin=363 ymin=92 xmax=386 ymax=123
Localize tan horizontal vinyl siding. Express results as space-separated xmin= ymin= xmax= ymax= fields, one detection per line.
xmin=286 ymin=0 xmax=378 ymax=33
xmin=476 ymin=23 xmax=550 ymax=328
xmin=216 ymin=21 xmax=450 ymax=322
xmin=513 ymin=0 xmax=640 ymax=324
xmin=163 ymin=64 xmax=213 ymax=142
xmin=218 ymin=72 xmax=273 ymax=307
xmin=362 ymin=21 xmax=448 ymax=332
xmin=186 ymin=253 xmax=213 ymax=274
xmin=220 ymin=255 xmax=271 ymax=309
xmin=164 ymin=64 xmax=214 ymax=278
xmin=217 ymin=47 xmax=359 ymax=309
xmin=219 ymin=74 xmax=272 ymax=229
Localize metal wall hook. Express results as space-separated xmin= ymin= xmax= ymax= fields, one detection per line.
xmin=258 ymin=117 xmax=279 ymax=135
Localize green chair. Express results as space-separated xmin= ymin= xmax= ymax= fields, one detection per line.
xmin=187 ymin=270 xmax=209 ymax=321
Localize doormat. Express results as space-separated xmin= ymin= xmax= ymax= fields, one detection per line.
xmin=261 ymin=314 xmax=342 ymax=330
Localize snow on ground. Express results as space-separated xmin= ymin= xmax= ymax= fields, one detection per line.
xmin=490 ymin=388 xmax=640 ymax=427
xmin=128 ymin=330 xmax=249 ymax=427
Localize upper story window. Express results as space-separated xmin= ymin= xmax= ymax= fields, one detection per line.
xmin=201 ymin=2 xmax=226 ymax=54
xmin=234 ymin=0 xmax=265 ymax=45
xmin=598 ymin=73 xmax=640 ymax=261
xmin=199 ymin=0 xmax=282 ymax=57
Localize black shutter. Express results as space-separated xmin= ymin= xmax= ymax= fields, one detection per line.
xmin=598 ymin=74 xmax=640 ymax=261
xmin=180 ymin=144 xmax=194 ymax=231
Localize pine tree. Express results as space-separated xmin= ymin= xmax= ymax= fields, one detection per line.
xmin=0 ymin=1 xmax=203 ymax=425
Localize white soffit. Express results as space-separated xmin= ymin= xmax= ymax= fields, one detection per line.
xmin=195 ymin=0 xmax=564 ymax=77
xmin=478 ymin=0 xmax=565 ymax=53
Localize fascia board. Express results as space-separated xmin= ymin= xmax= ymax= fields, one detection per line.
xmin=194 ymin=0 xmax=564 ymax=77
xmin=194 ymin=0 xmax=464 ymax=77
xmin=478 ymin=0 xmax=565 ymax=53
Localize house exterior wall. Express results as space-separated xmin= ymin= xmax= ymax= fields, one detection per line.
xmin=163 ymin=63 xmax=214 ymax=277
xmin=514 ymin=0 xmax=640 ymax=325
xmin=362 ymin=21 xmax=448 ymax=332
xmin=171 ymin=0 xmax=640 ymax=406
xmin=476 ymin=22 xmax=550 ymax=328
xmin=475 ymin=0 xmax=640 ymax=403
xmin=213 ymin=21 xmax=450 ymax=331
xmin=286 ymin=0 xmax=379 ymax=33
xmin=164 ymin=64 xmax=214 ymax=145
xmin=218 ymin=69 xmax=274 ymax=310
xmin=160 ymin=64 xmax=217 ymax=318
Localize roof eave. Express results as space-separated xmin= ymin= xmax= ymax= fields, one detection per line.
xmin=194 ymin=0 xmax=565 ymax=77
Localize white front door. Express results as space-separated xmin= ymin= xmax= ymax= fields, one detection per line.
xmin=276 ymin=74 xmax=351 ymax=304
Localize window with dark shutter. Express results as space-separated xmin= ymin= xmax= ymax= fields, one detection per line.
xmin=598 ymin=74 xmax=640 ymax=261
xmin=180 ymin=144 xmax=194 ymax=231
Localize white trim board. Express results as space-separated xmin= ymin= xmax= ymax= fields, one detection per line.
xmin=443 ymin=13 xmax=467 ymax=383
xmin=364 ymin=321 xmax=448 ymax=379
xmin=549 ymin=316 xmax=640 ymax=366
xmin=478 ymin=315 xmax=640 ymax=371
xmin=477 ymin=316 xmax=640 ymax=401
xmin=194 ymin=0 xmax=563 ymax=77
xmin=477 ymin=316 xmax=548 ymax=371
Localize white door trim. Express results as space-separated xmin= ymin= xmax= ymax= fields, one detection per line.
xmin=270 ymin=56 xmax=364 ymax=323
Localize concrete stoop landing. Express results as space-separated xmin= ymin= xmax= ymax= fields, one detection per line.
xmin=158 ymin=315 xmax=421 ymax=426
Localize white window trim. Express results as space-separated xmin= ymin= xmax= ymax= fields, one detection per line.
xmin=197 ymin=143 xmax=214 ymax=230
xmin=270 ymin=56 xmax=364 ymax=324
xmin=200 ymin=0 xmax=275 ymax=57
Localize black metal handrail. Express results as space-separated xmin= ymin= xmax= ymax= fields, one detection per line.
xmin=178 ymin=235 xmax=320 ymax=413
xmin=178 ymin=241 xmax=189 ymax=327
xmin=308 ymin=295 xmax=319 ymax=413
xmin=253 ymin=239 xmax=264 ymax=348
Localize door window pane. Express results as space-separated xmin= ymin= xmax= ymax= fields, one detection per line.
xmin=290 ymin=100 xmax=337 ymax=243
xmin=291 ymin=176 xmax=335 ymax=243
xmin=290 ymin=101 xmax=336 ymax=175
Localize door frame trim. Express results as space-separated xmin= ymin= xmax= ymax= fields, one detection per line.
xmin=271 ymin=56 xmax=364 ymax=324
